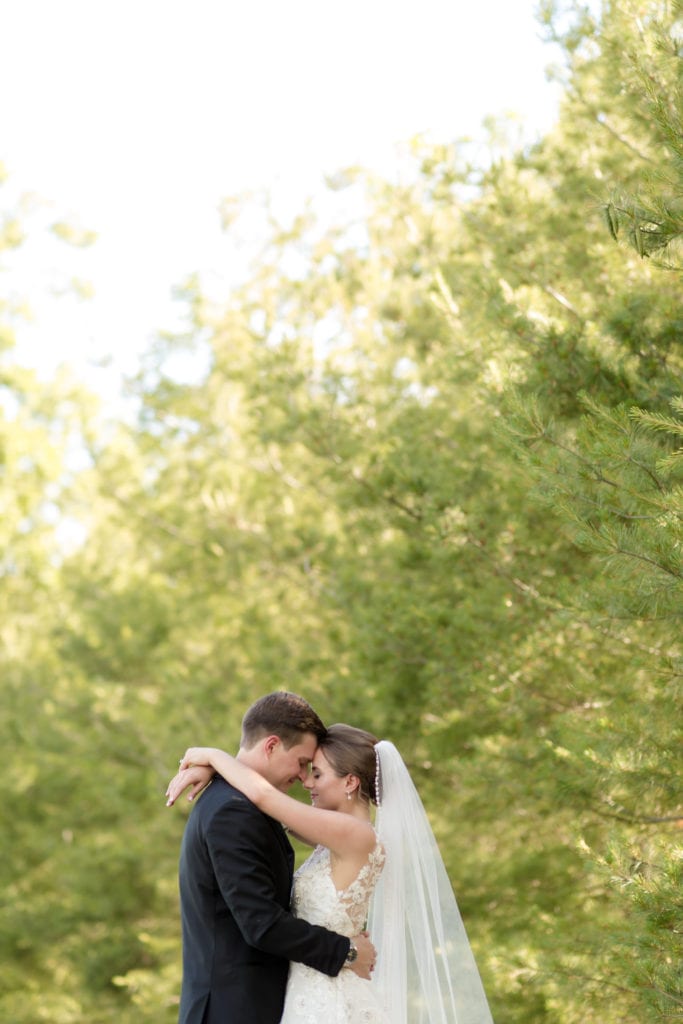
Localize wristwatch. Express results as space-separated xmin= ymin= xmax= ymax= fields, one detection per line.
xmin=345 ymin=940 xmax=358 ymax=965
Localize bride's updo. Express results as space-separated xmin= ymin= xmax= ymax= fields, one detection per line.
xmin=320 ymin=723 xmax=380 ymax=805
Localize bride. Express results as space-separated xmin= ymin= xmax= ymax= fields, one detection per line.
xmin=167 ymin=724 xmax=494 ymax=1024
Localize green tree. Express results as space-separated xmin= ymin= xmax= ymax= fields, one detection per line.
xmin=3 ymin=2 xmax=682 ymax=1021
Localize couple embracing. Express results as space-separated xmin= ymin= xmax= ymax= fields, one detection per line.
xmin=166 ymin=691 xmax=494 ymax=1023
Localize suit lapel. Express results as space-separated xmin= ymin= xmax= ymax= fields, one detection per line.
xmin=263 ymin=813 xmax=295 ymax=877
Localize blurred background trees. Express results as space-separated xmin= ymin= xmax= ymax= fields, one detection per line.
xmin=1 ymin=1 xmax=680 ymax=1021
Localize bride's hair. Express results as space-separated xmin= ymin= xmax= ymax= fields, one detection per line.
xmin=320 ymin=723 xmax=380 ymax=805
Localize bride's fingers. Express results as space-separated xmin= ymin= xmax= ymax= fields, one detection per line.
xmin=165 ymin=770 xmax=190 ymax=805
xmin=166 ymin=766 xmax=211 ymax=807
xmin=165 ymin=775 xmax=179 ymax=806
xmin=179 ymin=748 xmax=199 ymax=770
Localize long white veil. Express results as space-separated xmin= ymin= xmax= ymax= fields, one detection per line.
xmin=368 ymin=740 xmax=494 ymax=1024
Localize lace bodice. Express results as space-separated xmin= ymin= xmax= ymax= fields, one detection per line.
xmin=291 ymin=839 xmax=385 ymax=936
xmin=281 ymin=836 xmax=389 ymax=1024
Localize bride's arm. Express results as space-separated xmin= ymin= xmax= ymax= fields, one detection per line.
xmin=179 ymin=746 xmax=375 ymax=857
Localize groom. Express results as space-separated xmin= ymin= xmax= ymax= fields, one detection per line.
xmin=169 ymin=691 xmax=376 ymax=1024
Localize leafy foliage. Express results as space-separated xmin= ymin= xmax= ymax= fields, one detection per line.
xmin=1 ymin=2 xmax=682 ymax=1021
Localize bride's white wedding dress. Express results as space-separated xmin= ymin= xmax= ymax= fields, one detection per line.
xmin=280 ymin=741 xmax=494 ymax=1024
xmin=280 ymin=838 xmax=389 ymax=1024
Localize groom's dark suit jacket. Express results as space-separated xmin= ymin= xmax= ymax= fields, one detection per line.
xmin=178 ymin=776 xmax=349 ymax=1024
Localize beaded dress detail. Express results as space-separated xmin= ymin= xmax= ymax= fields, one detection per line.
xmin=280 ymin=838 xmax=388 ymax=1024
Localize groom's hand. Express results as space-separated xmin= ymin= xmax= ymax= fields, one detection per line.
xmin=347 ymin=932 xmax=376 ymax=981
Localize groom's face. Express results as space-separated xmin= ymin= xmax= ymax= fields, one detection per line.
xmin=267 ymin=733 xmax=318 ymax=792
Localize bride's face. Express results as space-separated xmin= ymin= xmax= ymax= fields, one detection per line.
xmin=303 ymin=749 xmax=348 ymax=810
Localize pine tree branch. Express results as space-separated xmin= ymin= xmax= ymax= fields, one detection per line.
xmin=531 ymin=966 xmax=683 ymax=1007
xmin=111 ymin=491 xmax=202 ymax=547
xmin=611 ymin=544 xmax=682 ymax=581
xmin=465 ymin=533 xmax=678 ymax=656
xmin=526 ymin=273 xmax=585 ymax=322
xmin=630 ymin=407 xmax=683 ymax=438
xmin=623 ymin=453 xmax=667 ymax=495
xmin=350 ymin=468 xmax=424 ymax=521
xmin=572 ymin=84 xmax=654 ymax=165
xmin=530 ymin=433 xmax=621 ymax=489
xmin=531 ymin=433 xmax=678 ymax=516
xmin=543 ymin=968 xmax=635 ymax=997
xmin=571 ymin=495 xmax=657 ymax=521
xmin=587 ymin=620 xmax=677 ymax=656
xmin=590 ymin=806 xmax=683 ymax=826
xmin=303 ymin=427 xmax=426 ymax=521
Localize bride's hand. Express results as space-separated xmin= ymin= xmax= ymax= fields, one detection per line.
xmin=165 ymin=764 xmax=214 ymax=806
xmin=179 ymin=746 xmax=217 ymax=770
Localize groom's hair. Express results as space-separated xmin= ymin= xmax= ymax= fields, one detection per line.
xmin=241 ymin=691 xmax=326 ymax=749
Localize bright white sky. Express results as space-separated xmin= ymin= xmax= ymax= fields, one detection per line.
xmin=1 ymin=0 xmax=561 ymax=408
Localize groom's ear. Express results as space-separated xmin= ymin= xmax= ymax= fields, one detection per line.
xmin=263 ymin=735 xmax=280 ymax=757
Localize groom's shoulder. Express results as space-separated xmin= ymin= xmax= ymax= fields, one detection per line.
xmin=191 ymin=780 xmax=280 ymax=847
xmin=194 ymin=776 xmax=260 ymax=819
